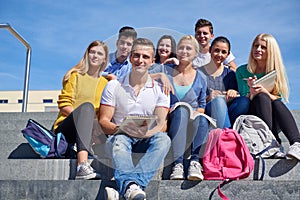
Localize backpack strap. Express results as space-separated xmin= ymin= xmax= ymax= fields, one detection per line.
xmin=209 ymin=180 xmax=232 ymax=200
xmin=54 ymin=133 xmax=64 ymax=158
xmin=253 ymin=142 xmax=276 ymax=180
xmin=253 ymin=155 xmax=265 ymax=181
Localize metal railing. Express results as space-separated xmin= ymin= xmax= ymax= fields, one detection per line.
xmin=0 ymin=23 xmax=31 ymax=112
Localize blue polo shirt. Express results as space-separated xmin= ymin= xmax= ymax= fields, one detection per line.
xmin=104 ymin=52 xmax=132 ymax=80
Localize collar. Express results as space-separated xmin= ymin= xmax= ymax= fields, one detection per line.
xmin=110 ymin=51 xmax=129 ymax=65
xmin=121 ymin=73 xmax=154 ymax=88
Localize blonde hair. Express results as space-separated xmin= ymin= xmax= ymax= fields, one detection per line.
xmin=63 ymin=40 xmax=109 ymax=82
xmin=177 ymin=35 xmax=200 ymax=55
xmin=247 ymin=33 xmax=289 ymax=102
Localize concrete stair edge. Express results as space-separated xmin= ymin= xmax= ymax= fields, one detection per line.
xmin=0 ymin=180 xmax=299 ymax=200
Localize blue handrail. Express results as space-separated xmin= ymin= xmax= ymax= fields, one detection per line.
xmin=0 ymin=23 xmax=31 ymax=112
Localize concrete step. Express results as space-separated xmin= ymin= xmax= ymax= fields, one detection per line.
xmin=0 ymin=111 xmax=300 ymax=200
xmin=0 ymin=157 xmax=299 ymax=181
xmin=0 ymin=112 xmax=57 ymax=131
xmin=0 ymin=180 xmax=299 ymax=200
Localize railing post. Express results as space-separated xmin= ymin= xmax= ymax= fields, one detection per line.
xmin=0 ymin=23 xmax=31 ymax=112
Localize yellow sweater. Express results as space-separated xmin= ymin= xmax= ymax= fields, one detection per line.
xmin=53 ymin=72 xmax=108 ymax=131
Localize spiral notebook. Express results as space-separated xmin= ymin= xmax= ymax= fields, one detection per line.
xmin=250 ymin=70 xmax=277 ymax=100
xmin=117 ymin=115 xmax=158 ymax=134
xmin=252 ymin=70 xmax=277 ymax=92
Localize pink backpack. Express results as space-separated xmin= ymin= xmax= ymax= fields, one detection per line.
xmin=202 ymin=128 xmax=254 ymax=199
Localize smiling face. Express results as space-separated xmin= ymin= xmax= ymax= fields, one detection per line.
xmin=88 ymin=45 xmax=106 ymax=68
xmin=176 ymin=39 xmax=198 ymax=64
xmin=194 ymin=26 xmax=214 ymax=49
xmin=210 ymin=41 xmax=230 ymax=65
xmin=130 ymin=44 xmax=155 ymax=73
xmin=116 ymin=35 xmax=134 ymax=61
xmin=158 ymin=38 xmax=172 ymax=59
xmin=252 ymin=38 xmax=268 ymax=64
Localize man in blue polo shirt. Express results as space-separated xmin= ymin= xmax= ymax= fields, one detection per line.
xmin=99 ymin=38 xmax=171 ymax=200
xmin=103 ymin=26 xmax=137 ymax=80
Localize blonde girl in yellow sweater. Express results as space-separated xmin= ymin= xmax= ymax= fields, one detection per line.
xmin=53 ymin=40 xmax=109 ymax=180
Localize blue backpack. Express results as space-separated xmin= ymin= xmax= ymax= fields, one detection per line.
xmin=21 ymin=119 xmax=69 ymax=158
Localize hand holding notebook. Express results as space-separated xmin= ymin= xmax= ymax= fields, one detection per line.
xmin=248 ymin=70 xmax=277 ymax=100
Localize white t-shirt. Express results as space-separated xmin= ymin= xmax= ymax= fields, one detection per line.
xmin=101 ymin=74 xmax=170 ymax=125
xmin=193 ymin=52 xmax=236 ymax=68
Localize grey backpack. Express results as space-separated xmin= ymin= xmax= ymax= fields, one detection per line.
xmin=233 ymin=115 xmax=280 ymax=158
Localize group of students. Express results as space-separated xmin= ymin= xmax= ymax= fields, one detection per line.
xmin=52 ymin=18 xmax=300 ymax=200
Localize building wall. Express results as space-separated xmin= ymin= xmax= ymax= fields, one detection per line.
xmin=0 ymin=90 xmax=60 ymax=112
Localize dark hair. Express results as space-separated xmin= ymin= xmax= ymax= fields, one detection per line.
xmin=194 ymin=18 xmax=213 ymax=34
xmin=210 ymin=36 xmax=231 ymax=53
xmin=155 ymin=35 xmax=177 ymax=63
xmin=131 ymin=38 xmax=155 ymax=55
xmin=118 ymin=26 xmax=137 ymax=40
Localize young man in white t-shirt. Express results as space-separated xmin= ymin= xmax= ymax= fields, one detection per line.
xmin=193 ymin=18 xmax=238 ymax=71
xmin=99 ymin=38 xmax=171 ymax=200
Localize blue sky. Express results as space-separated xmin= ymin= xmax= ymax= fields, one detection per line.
xmin=1 ymin=0 xmax=300 ymax=109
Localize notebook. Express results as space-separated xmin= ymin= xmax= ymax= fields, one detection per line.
xmin=252 ymin=70 xmax=277 ymax=92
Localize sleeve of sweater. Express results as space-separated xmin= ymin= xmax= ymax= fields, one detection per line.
xmin=57 ymin=72 xmax=77 ymax=109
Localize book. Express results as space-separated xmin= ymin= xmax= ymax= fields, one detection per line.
xmin=117 ymin=115 xmax=158 ymax=134
xmin=249 ymin=70 xmax=277 ymax=100
xmin=252 ymin=70 xmax=277 ymax=92
xmin=170 ymin=102 xmax=217 ymax=127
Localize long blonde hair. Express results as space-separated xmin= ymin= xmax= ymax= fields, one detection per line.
xmin=63 ymin=40 xmax=109 ymax=82
xmin=247 ymin=33 xmax=289 ymax=102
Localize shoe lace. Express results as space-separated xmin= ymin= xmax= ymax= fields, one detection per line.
xmin=173 ymin=163 xmax=183 ymax=172
xmin=190 ymin=161 xmax=202 ymax=171
xmin=79 ymin=161 xmax=93 ymax=173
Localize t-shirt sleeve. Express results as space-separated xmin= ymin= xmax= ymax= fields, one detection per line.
xmin=224 ymin=52 xmax=235 ymax=65
xmin=100 ymin=80 xmax=119 ymax=107
xmin=155 ymin=85 xmax=170 ymax=108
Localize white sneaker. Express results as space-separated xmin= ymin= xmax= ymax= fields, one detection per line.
xmin=105 ymin=187 xmax=119 ymax=200
xmin=170 ymin=163 xmax=184 ymax=180
xmin=124 ymin=183 xmax=146 ymax=200
xmin=187 ymin=160 xmax=204 ymax=181
xmin=286 ymin=142 xmax=300 ymax=160
xmin=273 ymin=145 xmax=286 ymax=159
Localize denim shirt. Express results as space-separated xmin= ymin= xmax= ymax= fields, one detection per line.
xmin=104 ymin=52 xmax=132 ymax=80
xmin=200 ymin=66 xmax=237 ymax=96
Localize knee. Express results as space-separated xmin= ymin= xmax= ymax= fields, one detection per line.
xmin=253 ymin=93 xmax=271 ymax=103
xmin=198 ymin=116 xmax=209 ymax=126
xmin=172 ymin=106 xmax=189 ymax=117
xmin=236 ymin=96 xmax=250 ymax=111
xmin=77 ymin=102 xmax=95 ymax=114
xmin=212 ymin=96 xmax=227 ymax=107
xmin=154 ymin=132 xmax=171 ymax=148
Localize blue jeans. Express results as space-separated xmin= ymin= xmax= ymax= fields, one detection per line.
xmin=206 ymin=96 xmax=249 ymax=128
xmin=206 ymin=96 xmax=230 ymax=128
xmin=105 ymin=132 xmax=170 ymax=195
xmin=228 ymin=96 xmax=250 ymax=125
xmin=168 ymin=106 xmax=209 ymax=164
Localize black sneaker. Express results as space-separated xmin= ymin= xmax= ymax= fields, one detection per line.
xmin=75 ymin=160 xmax=101 ymax=180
